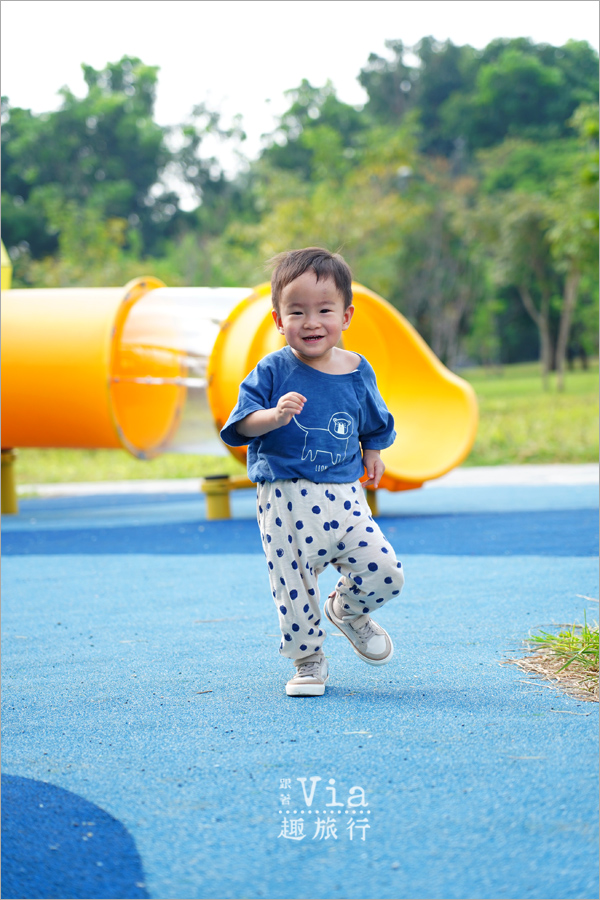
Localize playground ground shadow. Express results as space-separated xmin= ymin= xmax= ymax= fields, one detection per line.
xmin=1 ymin=774 xmax=149 ymax=900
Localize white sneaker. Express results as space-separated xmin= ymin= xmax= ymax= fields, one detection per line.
xmin=324 ymin=593 xmax=393 ymax=666
xmin=286 ymin=655 xmax=329 ymax=696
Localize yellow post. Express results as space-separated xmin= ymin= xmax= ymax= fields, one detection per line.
xmin=1 ymin=240 xmax=13 ymax=291
xmin=1 ymin=449 xmax=19 ymax=515
xmin=202 ymin=475 xmax=232 ymax=520
xmin=365 ymin=489 xmax=379 ymax=517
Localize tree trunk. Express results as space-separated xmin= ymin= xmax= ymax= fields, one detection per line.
xmin=445 ymin=282 xmax=471 ymax=369
xmin=555 ymin=270 xmax=581 ymax=392
xmin=518 ymin=285 xmax=552 ymax=390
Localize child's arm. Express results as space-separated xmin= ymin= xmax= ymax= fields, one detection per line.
xmin=358 ymin=359 xmax=394 ymax=488
xmin=361 ymin=448 xmax=385 ymax=489
xmin=235 ymin=392 xmax=307 ymax=438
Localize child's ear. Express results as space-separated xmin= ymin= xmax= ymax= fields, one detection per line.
xmin=272 ymin=308 xmax=285 ymax=333
xmin=342 ymin=305 xmax=355 ymax=330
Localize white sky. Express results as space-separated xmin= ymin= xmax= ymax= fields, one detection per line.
xmin=2 ymin=0 xmax=598 ymax=202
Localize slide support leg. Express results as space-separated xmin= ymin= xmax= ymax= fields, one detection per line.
xmin=1 ymin=449 xmax=19 ymax=515
xmin=365 ymin=489 xmax=379 ymax=517
xmin=202 ymin=475 xmax=232 ymax=520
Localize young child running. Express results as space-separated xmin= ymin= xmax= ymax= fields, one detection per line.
xmin=220 ymin=248 xmax=404 ymax=696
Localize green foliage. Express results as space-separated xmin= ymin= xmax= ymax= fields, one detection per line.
xmin=529 ymin=616 xmax=599 ymax=675
xmin=358 ymin=39 xmax=420 ymax=124
xmin=1 ymin=57 xmax=244 ymax=260
xmin=509 ymin=609 xmax=599 ymax=700
xmin=459 ymin=117 xmax=599 ymax=382
xmin=443 ymin=48 xmax=568 ymax=148
xmin=464 ymin=294 xmax=503 ymax=366
xmin=1 ymin=57 xmax=178 ymax=258
xmin=409 ymin=37 xmax=478 ymax=157
xmin=2 ymin=39 xmax=598 ymax=382
xmin=477 ymin=138 xmax=579 ymax=194
xmin=357 ymin=37 xmax=598 ymax=155
xmin=260 ymin=79 xmax=367 ymax=183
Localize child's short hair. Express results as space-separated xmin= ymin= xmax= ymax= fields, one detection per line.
xmin=269 ymin=247 xmax=353 ymax=313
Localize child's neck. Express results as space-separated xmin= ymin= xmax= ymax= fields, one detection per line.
xmin=290 ymin=345 xmax=360 ymax=374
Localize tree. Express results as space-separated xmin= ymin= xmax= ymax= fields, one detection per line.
xmin=1 ymin=56 xmax=243 ymax=259
xmin=476 ymin=191 xmax=557 ymax=386
xmin=463 ymin=110 xmax=599 ymax=387
xmin=357 ymin=38 xmax=598 ymax=160
xmin=547 ymin=104 xmax=599 ymax=388
xmin=260 ymin=80 xmax=367 ymax=182
xmin=222 ymin=116 xmax=423 ymax=299
xmin=1 ymin=57 xmax=181 ymax=257
xmin=168 ymin=102 xmax=250 ymax=237
xmin=439 ymin=40 xmax=598 ymax=152
xmin=1 ymin=101 xmax=61 ymax=258
xmin=358 ymin=40 xmax=418 ymax=123
xmin=410 ymin=37 xmax=479 ymax=157
xmin=390 ymin=160 xmax=486 ymax=367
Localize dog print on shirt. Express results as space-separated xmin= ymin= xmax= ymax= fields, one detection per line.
xmin=293 ymin=412 xmax=354 ymax=468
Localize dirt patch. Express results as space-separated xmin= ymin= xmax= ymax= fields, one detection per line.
xmin=502 ymin=649 xmax=599 ymax=703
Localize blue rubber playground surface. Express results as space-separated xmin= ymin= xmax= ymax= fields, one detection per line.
xmin=2 ymin=472 xmax=599 ymax=899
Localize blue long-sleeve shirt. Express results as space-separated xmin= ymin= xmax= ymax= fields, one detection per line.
xmin=220 ymin=346 xmax=395 ymax=484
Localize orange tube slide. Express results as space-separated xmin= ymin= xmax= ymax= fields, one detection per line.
xmin=2 ymin=276 xmax=478 ymax=491
xmin=0 ymin=277 xmax=185 ymax=458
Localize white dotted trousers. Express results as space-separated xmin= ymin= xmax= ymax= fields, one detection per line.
xmin=257 ymin=479 xmax=404 ymax=661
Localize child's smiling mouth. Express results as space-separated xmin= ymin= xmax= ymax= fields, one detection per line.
xmin=303 ymin=335 xmax=324 ymax=343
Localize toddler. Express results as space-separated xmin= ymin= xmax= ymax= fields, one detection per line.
xmin=221 ymin=248 xmax=404 ymax=696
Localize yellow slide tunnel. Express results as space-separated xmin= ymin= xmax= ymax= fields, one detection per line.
xmin=208 ymin=283 xmax=479 ymax=492
xmin=2 ymin=277 xmax=179 ymax=457
xmin=1 ymin=279 xmax=251 ymax=457
xmin=1 ymin=274 xmax=477 ymax=511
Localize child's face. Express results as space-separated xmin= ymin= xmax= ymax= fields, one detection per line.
xmin=272 ymin=271 xmax=354 ymax=365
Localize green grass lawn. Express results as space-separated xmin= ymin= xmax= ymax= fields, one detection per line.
xmin=460 ymin=360 xmax=599 ymax=466
xmin=14 ymin=449 xmax=246 ymax=486
xmin=13 ymin=361 xmax=599 ymax=485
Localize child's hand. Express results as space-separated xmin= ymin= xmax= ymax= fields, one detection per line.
xmin=235 ymin=393 xmax=307 ymax=437
xmin=361 ymin=449 xmax=385 ymax=489
xmin=275 ymin=392 xmax=307 ymax=427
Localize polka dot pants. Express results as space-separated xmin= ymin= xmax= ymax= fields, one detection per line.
xmin=257 ymin=478 xmax=404 ymax=661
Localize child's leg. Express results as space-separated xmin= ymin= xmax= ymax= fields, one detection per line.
xmin=329 ymin=489 xmax=404 ymax=618
xmin=257 ymin=483 xmax=326 ymax=661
